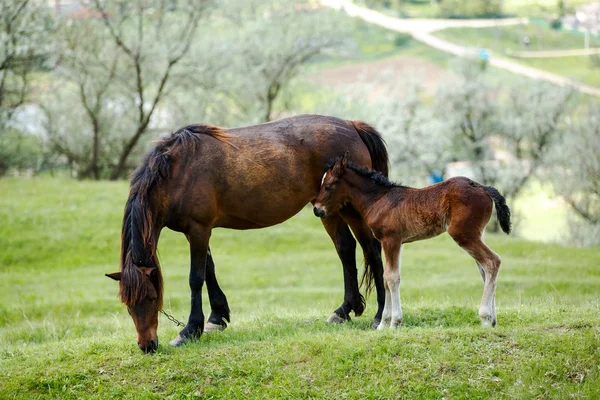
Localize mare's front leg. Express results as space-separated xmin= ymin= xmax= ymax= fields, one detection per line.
xmin=320 ymin=213 xmax=364 ymax=323
xmin=380 ymin=237 xmax=404 ymax=329
xmin=341 ymin=206 xmax=385 ymax=329
xmin=170 ymin=226 xmax=211 ymax=346
xmin=205 ymin=247 xmax=230 ymax=333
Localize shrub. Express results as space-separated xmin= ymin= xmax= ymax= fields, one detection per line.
xmin=437 ymin=0 xmax=503 ymax=18
xmin=0 ymin=127 xmax=43 ymax=176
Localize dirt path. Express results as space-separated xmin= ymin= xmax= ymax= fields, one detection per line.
xmin=322 ymin=0 xmax=600 ymax=97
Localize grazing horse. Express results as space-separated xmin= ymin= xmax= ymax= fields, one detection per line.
xmin=105 ymin=115 xmax=389 ymax=352
xmin=313 ymin=153 xmax=511 ymax=329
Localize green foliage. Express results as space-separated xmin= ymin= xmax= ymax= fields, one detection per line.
xmin=437 ymin=0 xmax=504 ymax=18
xmin=0 ymin=127 xmax=42 ymax=175
xmin=1 ymin=178 xmax=600 ymax=398
xmin=551 ymin=104 xmax=600 ymax=246
xmin=434 ymin=24 xmax=600 ymax=53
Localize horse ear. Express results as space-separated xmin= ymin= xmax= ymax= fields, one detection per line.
xmin=139 ymin=267 xmax=156 ymax=277
xmin=105 ymin=272 xmax=122 ymax=281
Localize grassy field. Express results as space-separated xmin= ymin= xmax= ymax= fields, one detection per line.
xmin=433 ymin=25 xmax=600 ymax=87
xmin=434 ymin=24 xmax=600 ymax=53
xmin=1 ymin=177 xmax=600 ymax=399
xmin=355 ymin=0 xmax=593 ymax=18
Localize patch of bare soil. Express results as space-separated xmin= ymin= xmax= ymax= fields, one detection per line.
xmin=309 ymin=55 xmax=453 ymax=99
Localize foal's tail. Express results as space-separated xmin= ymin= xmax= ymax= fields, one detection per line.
xmin=484 ymin=186 xmax=512 ymax=235
xmin=350 ymin=120 xmax=389 ymax=296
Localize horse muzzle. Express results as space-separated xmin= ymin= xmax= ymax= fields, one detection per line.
xmin=313 ymin=205 xmax=326 ymax=218
xmin=138 ymin=337 xmax=158 ymax=353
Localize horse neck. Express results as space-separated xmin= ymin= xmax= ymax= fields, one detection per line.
xmin=342 ymin=170 xmax=392 ymax=221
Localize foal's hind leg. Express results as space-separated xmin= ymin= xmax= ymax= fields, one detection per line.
xmin=320 ymin=213 xmax=364 ymax=323
xmin=379 ymin=237 xmax=404 ymax=329
xmin=451 ymin=233 xmax=501 ymax=327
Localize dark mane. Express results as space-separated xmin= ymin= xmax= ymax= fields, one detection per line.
xmin=325 ymin=157 xmax=403 ymax=189
xmin=347 ymin=163 xmax=402 ymax=188
xmin=120 ymin=124 xmax=229 ymax=307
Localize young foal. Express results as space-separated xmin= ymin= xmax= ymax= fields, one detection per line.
xmin=314 ymin=153 xmax=511 ymax=329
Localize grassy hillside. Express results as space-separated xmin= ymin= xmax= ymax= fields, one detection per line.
xmin=1 ymin=178 xmax=599 ymax=399
xmin=434 ymin=25 xmax=600 ymax=87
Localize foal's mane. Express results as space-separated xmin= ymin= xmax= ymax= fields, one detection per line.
xmin=120 ymin=124 xmax=230 ymax=307
xmin=326 ymin=158 xmax=404 ymax=189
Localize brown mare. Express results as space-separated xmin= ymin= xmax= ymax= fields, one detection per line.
xmin=313 ymin=153 xmax=511 ymax=329
xmin=105 ymin=115 xmax=389 ymax=352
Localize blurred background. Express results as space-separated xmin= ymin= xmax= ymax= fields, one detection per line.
xmin=1 ymin=0 xmax=599 ymax=246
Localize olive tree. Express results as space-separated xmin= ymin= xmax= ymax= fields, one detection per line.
xmin=0 ymin=0 xmax=53 ymax=175
xmin=42 ymin=0 xmax=211 ymax=180
xmin=217 ymin=0 xmax=349 ymax=123
xmin=552 ymin=104 xmax=600 ymax=246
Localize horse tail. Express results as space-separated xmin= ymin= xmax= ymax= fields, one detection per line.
xmin=484 ymin=186 xmax=512 ymax=235
xmin=350 ymin=120 xmax=390 ymax=177
xmin=350 ymin=120 xmax=389 ymax=296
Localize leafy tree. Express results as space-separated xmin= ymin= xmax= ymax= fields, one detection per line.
xmin=41 ymin=0 xmax=211 ymax=179
xmin=218 ymin=0 xmax=349 ymax=123
xmin=552 ymin=104 xmax=600 ymax=246
xmin=0 ymin=0 xmax=53 ymax=176
xmin=434 ymin=59 xmax=499 ymax=186
xmin=500 ymin=82 xmax=572 ymax=202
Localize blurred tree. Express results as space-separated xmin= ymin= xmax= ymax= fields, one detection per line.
xmin=552 ymin=104 xmax=600 ymax=246
xmin=0 ymin=0 xmax=53 ymax=176
xmin=0 ymin=0 xmax=51 ymax=118
xmin=500 ymin=82 xmax=572 ymax=202
xmin=219 ymin=0 xmax=348 ymax=123
xmin=42 ymin=0 xmax=211 ymax=179
xmin=434 ymin=59 xmax=499 ymax=186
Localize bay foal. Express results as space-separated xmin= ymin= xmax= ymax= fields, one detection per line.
xmin=314 ymin=153 xmax=511 ymax=329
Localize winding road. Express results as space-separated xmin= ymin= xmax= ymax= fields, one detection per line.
xmin=322 ymin=0 xmax=600 ymax=97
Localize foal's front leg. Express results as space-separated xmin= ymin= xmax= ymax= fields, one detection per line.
xmin=381 ymin=237 xmax=404 ymax=329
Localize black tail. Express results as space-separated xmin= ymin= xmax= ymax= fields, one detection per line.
xmin=350 ymin=120 xmax=390 ymax=177
xmin=350 ymin=120 xmax=389 ymax=296
xmin=484 ymin=186 xmax=512 ymax=235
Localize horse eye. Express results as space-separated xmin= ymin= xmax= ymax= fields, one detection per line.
xmin=325 ymin=184 xmax=332 ymax=191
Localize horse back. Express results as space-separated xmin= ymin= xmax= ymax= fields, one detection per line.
xmin=164 ymin=115 xmax=377 ymax=230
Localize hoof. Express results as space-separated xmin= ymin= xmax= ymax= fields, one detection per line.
xmin=327 ymin=313 xmax=348 ymax=324
xmin=371 ymin=319 xmax=381 ymax=330
xmin=204 ymin=322 xmax=226 ymax=334
xmin=480 ymin=314 xmax=496 ymax=328
xmin=169 ymin=335 xmax=189 ymax=347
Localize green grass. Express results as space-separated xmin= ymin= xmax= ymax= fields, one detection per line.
xmin=354 ymin=0 xmax=593 ymax=18
xmin=517 ymin=55 xmax=600 ymax=87
xmin=434 ymin=24 xmax=600 ymax=53
xmin=433 ymin=25 xmax=600 ymax=87
xmin=1 ymin=177 xmax=600 ymax=398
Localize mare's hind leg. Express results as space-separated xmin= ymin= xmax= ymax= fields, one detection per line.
xmin=205 ymin=247 xmax=230 ymax=333
xmin=320 ymin=213 xmax=364 ymax=323
xmin=340 ymin=207 xmax=385 ymax=329
xmin=450 ymin=230 xmax=501 ymax=327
